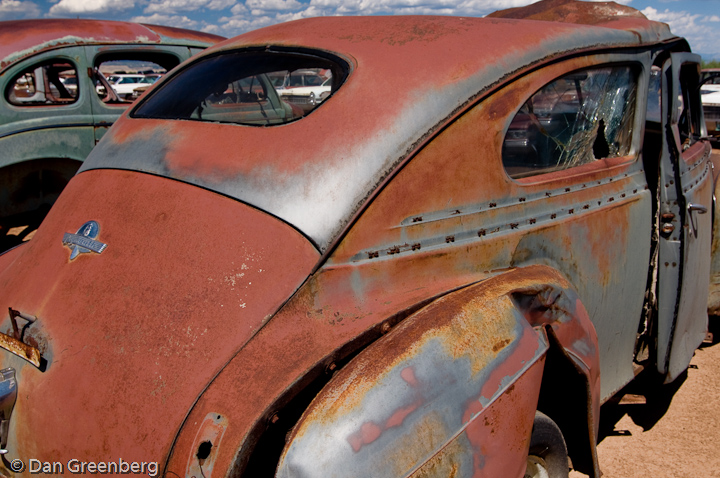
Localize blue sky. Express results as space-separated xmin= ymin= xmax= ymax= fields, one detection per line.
xmin=2 ymin=0 xmax=720 ymax=58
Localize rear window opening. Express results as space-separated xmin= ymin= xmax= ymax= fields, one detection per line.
xmin=132 ymin=49 xmax=349 ymax=126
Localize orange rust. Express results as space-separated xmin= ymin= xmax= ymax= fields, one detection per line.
xmin=492 ymin=338 xmax=512 ymax=352
xmin=408 ymin=437 xmax=463 ymax=478
xmin=488 ymin=0 xmax=647 ymax=25
xmin=0 ymin=169 xmax=320 ymax=464
xmin=463 ymin=360 xmax=544 ymax=478
xmin=383 ymin=411 xmax=451 ymax=477
xmin=0 ymin=331 xmax=41 ymax=368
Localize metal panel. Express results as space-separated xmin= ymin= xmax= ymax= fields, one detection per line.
xmin=656 ymin=53 xmax=712 ymax=381
xmin=276 ymin=283 xmax=548 ymax=478
xmin=0 ymin=170 xmax=319 ymax=467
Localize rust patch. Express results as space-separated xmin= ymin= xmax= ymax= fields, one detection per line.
xmin=492 ymin=338 xmax=512 ymax=352
xmin=488 ymin=0 xmax=647 ymax=25
xmin=0 ymin=332 xmax=41 ymax=368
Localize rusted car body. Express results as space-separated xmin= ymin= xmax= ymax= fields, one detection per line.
xmin=0 ymin=20 xmax=223 ymax=233
xmin=0 ymin=0 xmax=714 ymax=477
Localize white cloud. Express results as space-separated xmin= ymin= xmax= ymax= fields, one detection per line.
xmin=305 ymin=0 xmax=530 ymax=16
xmin=230 ymin=2 xmax=247 ymax=14
xmin=643 ymin=6 xmax=720 ymax=56
xmin=246 ymin=0 xmax=301 ymax=12
xmin=49 ymin=0 xmax=133 ymax=15
xmin=144 ymin=0 xmax=235 ymax=15
xmin=130 ymin=12 xmax=200 ymax=28
xmin=0 ymin=0 xmax=40 ymax=19
xmin=207 ymin=0 xmax=236 ymax=9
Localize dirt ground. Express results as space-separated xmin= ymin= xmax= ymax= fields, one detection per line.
xmin=569 ymin=316 xmax=720 ymax=478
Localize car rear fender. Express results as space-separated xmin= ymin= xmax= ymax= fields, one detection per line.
xmin=275 ymin=265 xmax=600 ymax=478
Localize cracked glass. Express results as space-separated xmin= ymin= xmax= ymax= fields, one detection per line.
xmin=503 ymin=65 xmax=637 ymax=179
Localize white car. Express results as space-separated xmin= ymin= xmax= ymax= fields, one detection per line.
xmin=110 ymin=74 xmax=152 ymax=99
xmin=276 ymin=70 xmax=332 ymax=110
xmin=701 ymin=69 xmax=720 ymax=141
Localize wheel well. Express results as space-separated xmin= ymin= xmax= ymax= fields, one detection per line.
xmin=536 ymin=329 xmax=599 ymax=478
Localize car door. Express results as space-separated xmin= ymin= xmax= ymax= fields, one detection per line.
xmin=656 ymin=52 xmax=712 ymax=382
xmin=0 ymin=46 xmax=93 ymax=218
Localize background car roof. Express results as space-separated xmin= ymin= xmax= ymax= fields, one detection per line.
xmin=0 ymin=19 xmax=224 ymax=72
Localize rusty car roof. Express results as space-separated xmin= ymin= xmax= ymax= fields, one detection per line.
xmin=84 ymin=0 xmax=681 ymax=251
xmin=0 ymin=19 xmax=224 ymax=72
xmin=214 ymin=0 xmax=675 ymax=54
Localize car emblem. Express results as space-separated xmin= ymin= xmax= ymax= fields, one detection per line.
xmin=62 ymin=221 xmax=107 ymax=260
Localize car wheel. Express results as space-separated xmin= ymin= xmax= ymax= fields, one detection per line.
xmin=524 ymin=411 xmax=569 ymax=478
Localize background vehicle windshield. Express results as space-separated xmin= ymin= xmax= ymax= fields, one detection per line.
xmin=133 ymin=50 xmax=347 ymax=125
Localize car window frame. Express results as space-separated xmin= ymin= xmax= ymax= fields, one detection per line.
xmin=4 ymin=54 xmax=83 ymax=109
xmin=498 ymin=55 xmax=651 ymax=186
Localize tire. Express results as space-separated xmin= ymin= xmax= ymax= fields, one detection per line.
xmin=524 ymin=411 xmax=569 ymax=478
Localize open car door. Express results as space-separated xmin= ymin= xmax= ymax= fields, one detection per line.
xmin=656 ymin=52 xmax=712 ymax=382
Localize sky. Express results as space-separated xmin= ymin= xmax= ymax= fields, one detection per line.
xmin=2 ymin=0 xmax=720 ymax=59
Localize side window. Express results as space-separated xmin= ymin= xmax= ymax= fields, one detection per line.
xmin=94 ymin=52 xmax=180 ymax=103
xmin=6 ymin=61 xmax=78 ymax=106
xmin=503 ymin=65 xmax=637 ymax=179
xmin=676 ymin=63 xmax=703 ymax=149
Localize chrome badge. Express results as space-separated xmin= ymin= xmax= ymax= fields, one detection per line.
xmin=63 ymin=221 xmax=107 ymax=260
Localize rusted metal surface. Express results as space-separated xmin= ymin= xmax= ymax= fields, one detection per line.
xmin=185 ymin=413 xmax=229 ymax=478
xmin=165 ymin=264 xmax=600 ymax=477
xmin=0 ymin=19 xmax=223 ymax=72
xmin=275 ymin=279 xmax=547 ymax=477
xmin=0 ymin=333 xmax=40 ymax=369
xmin=0 ymin=3 xmax=711 ymax=478
xmin=84 ymin=11 xmax=675 ymax=251
xmin=0 ymin=169 xmax=319 ymax=468
xmin=487 ymin=0 xmax=672 ymax=42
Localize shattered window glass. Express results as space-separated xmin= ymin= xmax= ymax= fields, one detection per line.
xmin=503 ymin=66 xmax=637 ymax=179
xmin=132 ymin=50 xmax=346 ymax=126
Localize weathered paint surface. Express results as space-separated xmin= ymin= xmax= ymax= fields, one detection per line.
xmin=276 ymin=279 xmax=548 ymax=477
xmin=83 ymin=12 xmax=674 ymax=251
xmin=166 ymin=263 xmax=599 ymax=477
xmin=0 ymin=169 xmax=319 ymax=470
xmin=487 ymin=0 xmax=672 ymax=43
xmin=0 ymin=3 xmax=711 ymax=478
xmin=0 ymin=19 xmax=223 ymax=72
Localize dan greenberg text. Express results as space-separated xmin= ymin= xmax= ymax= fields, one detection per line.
xmin=27 ymin=459 xmax=158 ymax=476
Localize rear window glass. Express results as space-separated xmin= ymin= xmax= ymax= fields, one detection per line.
xmin=132 ymin=50 xmax=348 ymax=126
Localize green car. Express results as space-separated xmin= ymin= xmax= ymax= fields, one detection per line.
xmin=0 ymin=19 xmax=222 ymax=246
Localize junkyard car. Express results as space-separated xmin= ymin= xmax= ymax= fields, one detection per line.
xmin=274 ymin=69 xmax=332 ymax=110
xmin=0 ymin=19 xmax=223 ymax=238
xmin=108 ymin=74 xmax=151 ymax=99
xmin=701 ymin=69 xmax=720 ymax=142
xmin=0 ymin=1 xmax=714 ymax=477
